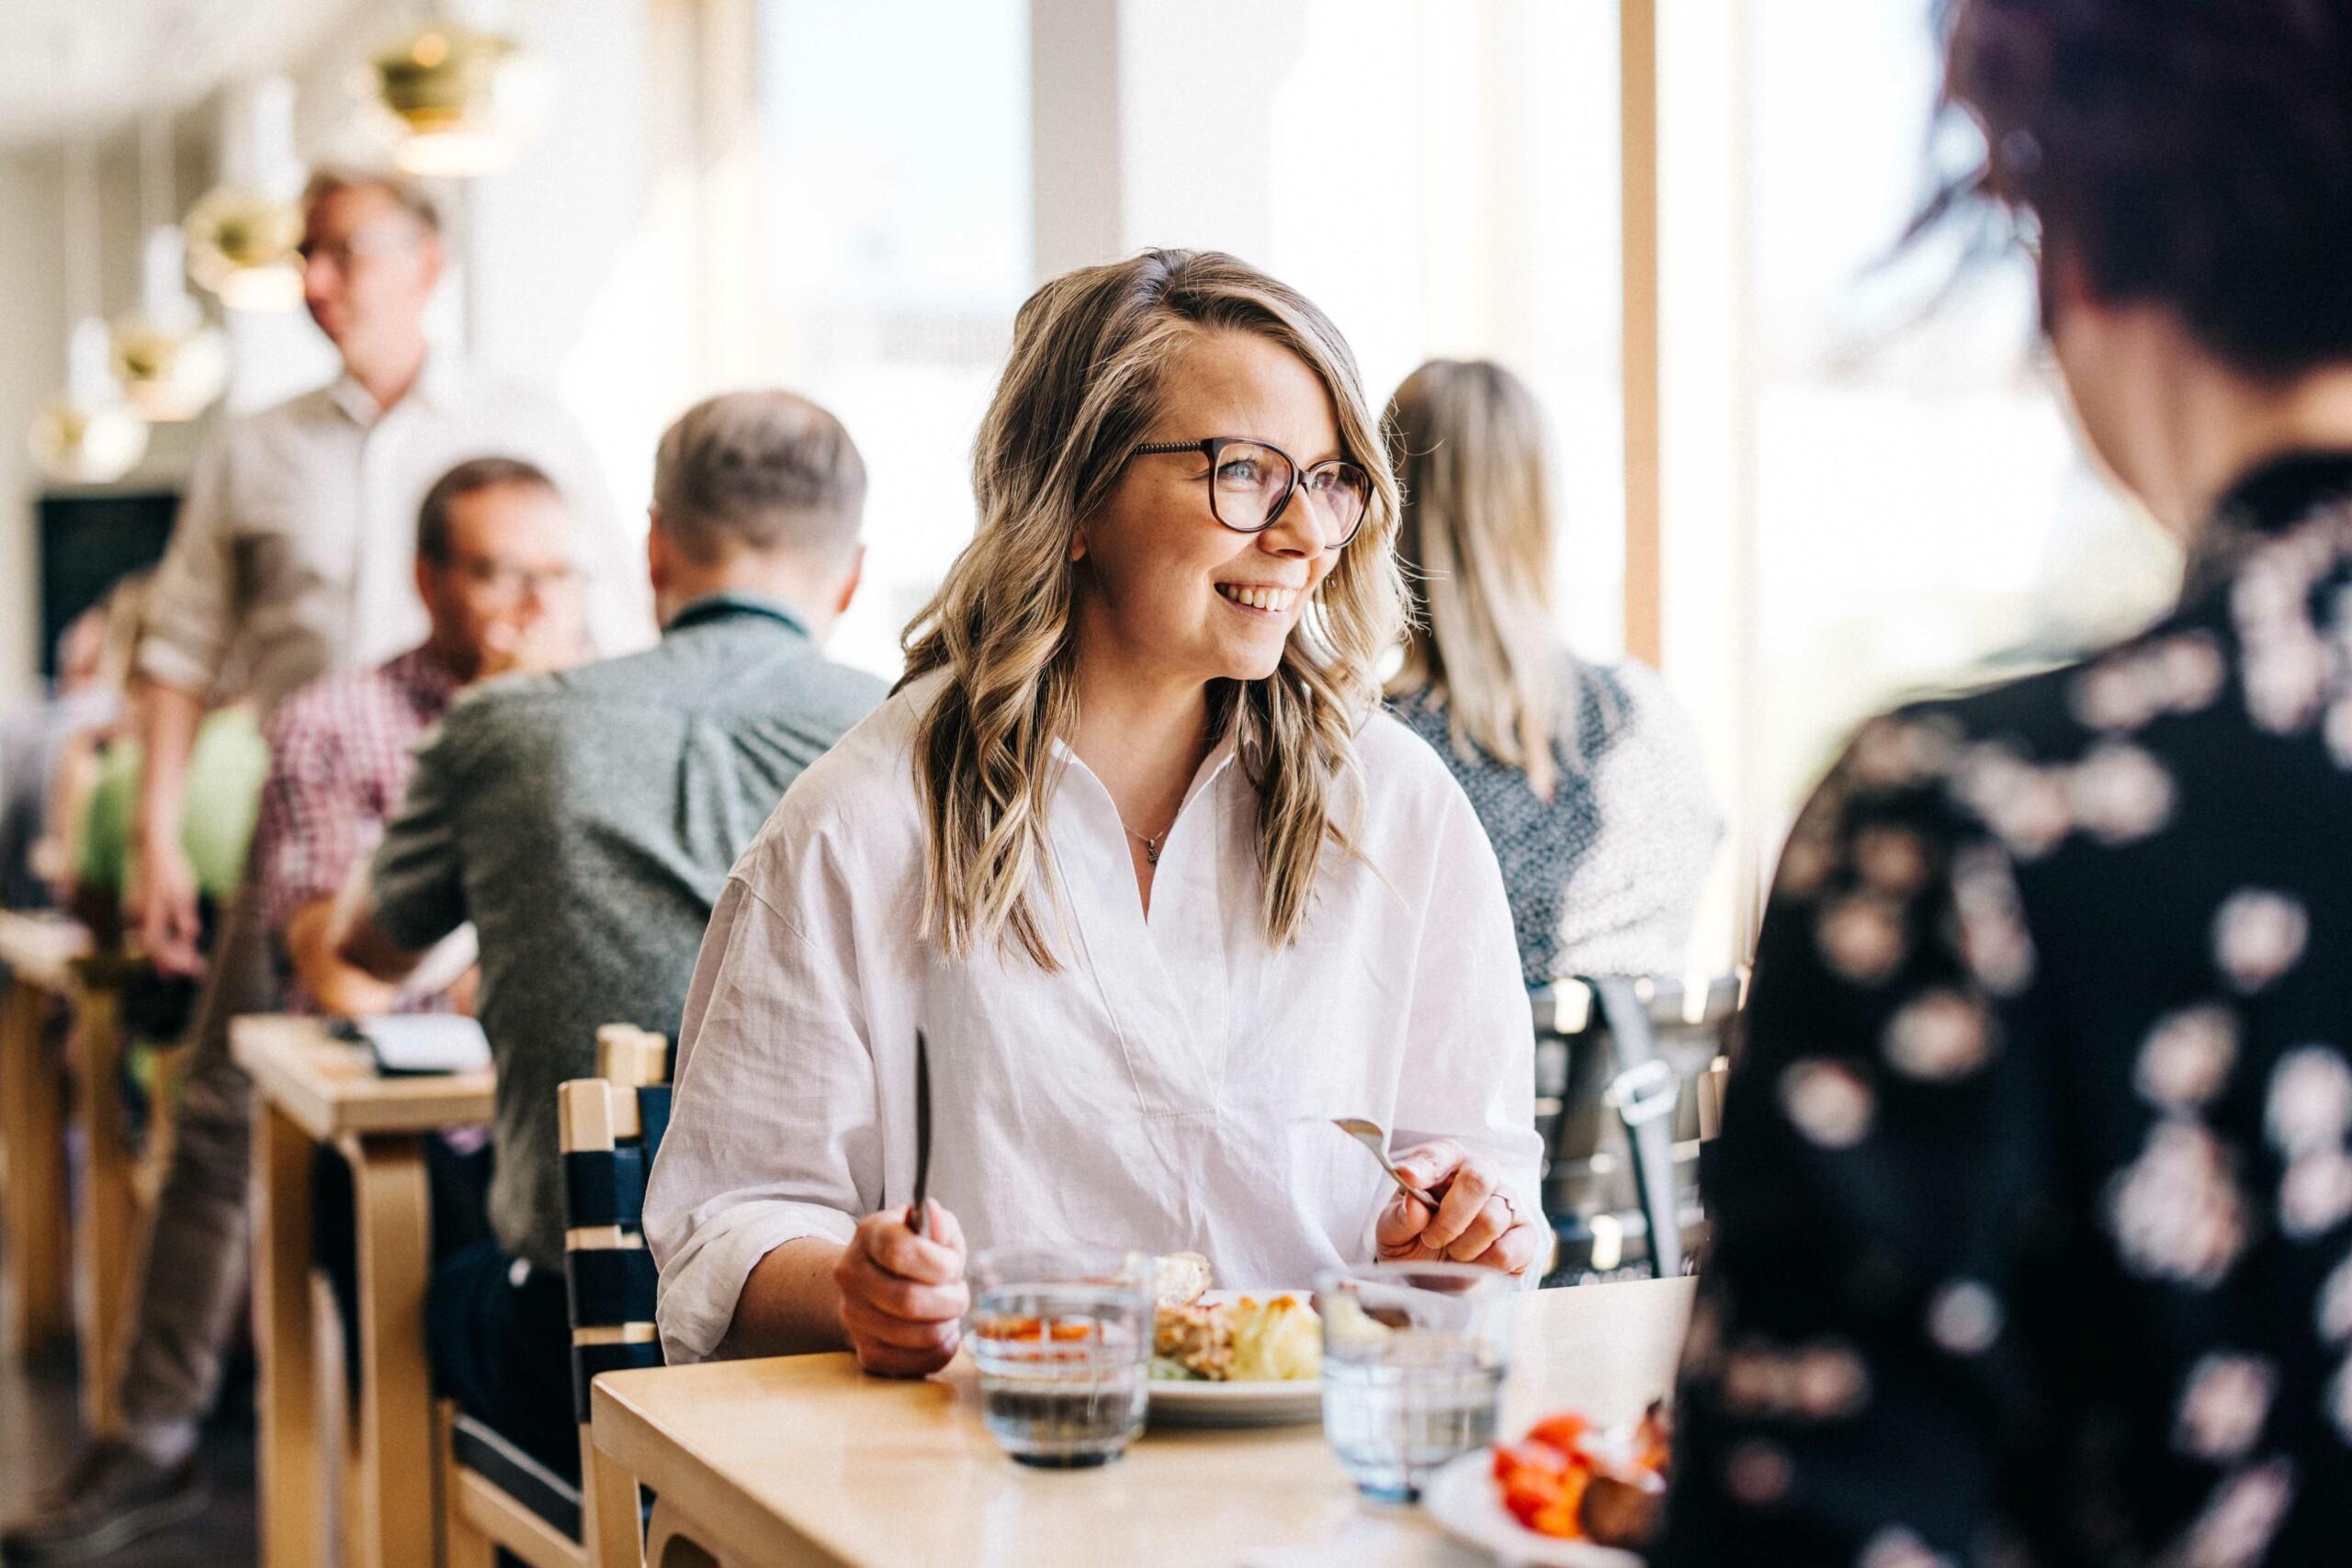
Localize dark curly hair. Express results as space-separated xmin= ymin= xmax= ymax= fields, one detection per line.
xmin=1936 ymin=0 xmax=2352 ymax=378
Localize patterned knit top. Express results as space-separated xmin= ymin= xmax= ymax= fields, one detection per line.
xmin=1390 ymin=654 xmax=1722 ymax=986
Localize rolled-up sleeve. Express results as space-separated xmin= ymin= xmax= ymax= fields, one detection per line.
xmin=138 ymin=427 xmax=239 ymax=696
xmin=1394 ymin=786 xmax=1544 ymax=1239
xmin=645 ymin=846 xmax=882 ymax=1363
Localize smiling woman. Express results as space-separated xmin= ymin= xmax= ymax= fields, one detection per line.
xmin=642 ymin=250 xmax=1547 ymax=1380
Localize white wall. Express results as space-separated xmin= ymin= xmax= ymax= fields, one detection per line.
xmin=0 ymin=152 xmax=56 ymax=703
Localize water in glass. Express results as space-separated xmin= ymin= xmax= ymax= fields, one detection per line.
xmin=1317 ymin=1263 xmax=1511 ymax=1502
xmin=969 ymin=1257 xmax=1151 ymax=1469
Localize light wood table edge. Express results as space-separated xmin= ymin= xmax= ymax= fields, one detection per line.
xmin=254 ymin=1096 xmax=328 ymax=1568
xmin=594 ymin=1377 xmax=843 ymax=1568
xmin=239 ymin=1013 xmax=493 ymax=1568
xmin=231 ymin=1014 xmax=494 ymax=1142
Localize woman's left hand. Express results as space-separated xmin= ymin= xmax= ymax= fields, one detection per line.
xmin=1374 ymin=1139 xmax=1544 ymax=1276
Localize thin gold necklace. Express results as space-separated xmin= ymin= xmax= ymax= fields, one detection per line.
xmin=1122 ymin=820 xmax=1171 ymax=865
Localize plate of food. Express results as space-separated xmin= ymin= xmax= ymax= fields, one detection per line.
xmin=1419 ymin=1405 xmax=1671 ymax=1566
xmin=1146 ymin=1253 xmax=1323 ymax=1426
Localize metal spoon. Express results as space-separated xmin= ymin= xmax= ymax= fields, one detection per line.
xmin=1330 ymin=1117 xmax=1438 ymax=1204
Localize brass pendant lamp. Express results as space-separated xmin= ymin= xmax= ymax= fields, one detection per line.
xmin=185 ymin=75 xmax=305 ymax=312
xmin=371 ymin=13 xmax=544 ymax=179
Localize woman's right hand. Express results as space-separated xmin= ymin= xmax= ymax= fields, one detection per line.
xmin=832 ymin=1200 xmax=969 ymax=1377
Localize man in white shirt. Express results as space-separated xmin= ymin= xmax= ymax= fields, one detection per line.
xmin=132 ymin=170 xmax=645 ymax=970
xmin=1 ymin=169 xmax=647 ymax=1562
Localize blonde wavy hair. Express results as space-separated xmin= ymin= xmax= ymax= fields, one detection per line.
xmin=900 ymin=249 xmax=1408 ymax=968
xmin=1385 ymin=359 xmax=1566 ymax=801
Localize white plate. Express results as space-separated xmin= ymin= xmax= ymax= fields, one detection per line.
xmin=1419 ymin=1450 xmax=1645 ymax=1567
xmin=1147 ymin=1290 xmax=1323 ymax=1427
xmin=1146 ymin=1375 xmax=1322 ymax=1427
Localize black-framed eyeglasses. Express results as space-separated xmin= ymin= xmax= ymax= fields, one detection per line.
xmin=1130 ymin=436 xmax=1371 ymax=549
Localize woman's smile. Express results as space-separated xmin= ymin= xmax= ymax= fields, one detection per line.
xmin=1214 ymin=581 xmax=1301 ymax=617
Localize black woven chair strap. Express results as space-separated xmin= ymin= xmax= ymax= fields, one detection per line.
xmin=571 ymin=1338 xmax=663 ymax=1426
xmin=562 ymin=1146 xmax=646 ymax=1232
xmin=636 ymin=1085 xmax=673 ymax=1162
xmin=565 ymin=1245 xmax=657 ymax=1328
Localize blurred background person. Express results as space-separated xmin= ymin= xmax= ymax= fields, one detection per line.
xmin=1657 ymin=0 xmax=2352 ymax=1562
xmin=1 ymin=586 xmax=132 ymax=912
xmin=1385 ymin=358 xmax=1719 ymax=985
xmin=334 ymin=389 xmax=882 ymax=1482
xmin=1 ymin=455 xmax=586 ymax=1562
xmin=3 ymin=165 xmax=649 ymax=1557
xmin=41 ymin=573 xmax=265 ymax=972
xmin=129 ymin=167 xmax=642 ymax=980
xmin=260 ymin=456 xmax=582 ymax=1019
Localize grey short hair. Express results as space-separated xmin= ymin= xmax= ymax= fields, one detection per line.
xmin=302 ymin=167 xmax=442 ymax=234
xmin=651 ymin=390 xmax=866 ymax=565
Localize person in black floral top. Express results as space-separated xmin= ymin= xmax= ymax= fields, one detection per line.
xmin=1657 ymin=2 xmax=2352 ymax=1563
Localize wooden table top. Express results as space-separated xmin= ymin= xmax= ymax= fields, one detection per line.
xmin=594 ymin=1275 xmax=1696 ymax=1568
xmin=0 ymin=911 xmax=94 ymax=995
xmin=230 ymin=1014 xmax=495 ymax=1142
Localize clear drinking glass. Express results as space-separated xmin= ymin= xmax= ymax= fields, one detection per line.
xmin=967 ymin=1246 xmax=1155 ymax=1469
xmin=1317 ymin=1262 xmax=1513 ymax=1502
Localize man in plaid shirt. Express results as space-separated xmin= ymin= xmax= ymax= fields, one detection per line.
xmin=254 ymin=456 xmax=586 ymax=1017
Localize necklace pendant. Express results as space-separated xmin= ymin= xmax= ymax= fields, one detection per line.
xmin=1144 ymin=840 xmax=1162 ymax=865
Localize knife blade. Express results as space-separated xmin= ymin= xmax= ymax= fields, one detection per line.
xmin=907 ymin=1029 xmax=933 ymax=1236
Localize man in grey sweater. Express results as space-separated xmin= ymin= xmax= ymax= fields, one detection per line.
xmin=335 ymin=389 xmax=887 ymax=1475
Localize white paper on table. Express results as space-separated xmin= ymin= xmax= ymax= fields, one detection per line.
xmin=359 ymin=1012 xmax=492 ymax=1075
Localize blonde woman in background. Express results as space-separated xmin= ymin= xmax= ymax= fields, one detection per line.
xmin=1385 ymin=359 xmax=1719 ymax=985
xmin=647 ymin=251 xmax=1544 ymax=1376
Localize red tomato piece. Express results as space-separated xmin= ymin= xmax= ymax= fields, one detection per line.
xmin=1525 ymin=1413 xmax=1593 ymax=1456
xmin=1493 ymin=1439 xmax=1571 ymax=1482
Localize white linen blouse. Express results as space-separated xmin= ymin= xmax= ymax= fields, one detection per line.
xmin=645 ymin=671 xmax=1542 ymax=1364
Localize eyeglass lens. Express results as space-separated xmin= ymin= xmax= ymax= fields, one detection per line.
xmin=1208 ymin=440 xmax=1369 ymax=546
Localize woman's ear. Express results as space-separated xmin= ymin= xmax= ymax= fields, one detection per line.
xmin=1068 ymin=524 xmax=1089 ymax=564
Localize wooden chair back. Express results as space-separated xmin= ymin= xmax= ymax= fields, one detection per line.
xmin=439 ymin=1023 xmax=670 ymax=1568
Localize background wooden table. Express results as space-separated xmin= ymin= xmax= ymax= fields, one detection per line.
xmin=594 ymin=1275 xmax=1696 ymax=1568
xmin=232 ymin=1013 xmax=495 ymax=1568
xmin=0 ymin=911 xmax=86 ymax=1361
xmin=0 ymin=912 xmax=162 ymax=1440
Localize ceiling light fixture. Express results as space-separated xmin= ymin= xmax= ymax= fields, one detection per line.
xmin=371 ymin=17 xmax=546 ymax=179
xmin=185 ymin=75 xmax=305 ymax=312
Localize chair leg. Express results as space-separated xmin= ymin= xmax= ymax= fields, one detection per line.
xmin=436 ymin=1401 xmax=498 ymax=1568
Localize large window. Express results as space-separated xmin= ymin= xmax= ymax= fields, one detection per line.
xmin=1737 ymin=0 xmax=2178 ymax=856
xmin=720 ymin=0 xmax=2183 ymax=967
xmin=754 ymin=0 xmax=1032 ymax=675
xmin=1116 ymin=0 xmax=1627 ymax=655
